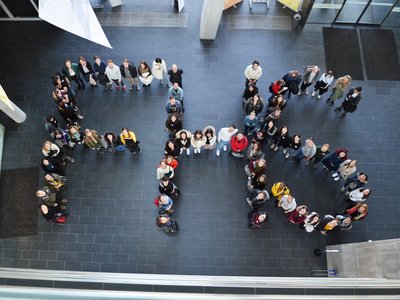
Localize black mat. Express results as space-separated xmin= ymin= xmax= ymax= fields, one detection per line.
xmin=360 ymin=29 xmax=400 ymax=81
xmin=0 ymin=167 xmax=39 ymax=238
xmin=322 ymin=28 xmax=364 ymax=80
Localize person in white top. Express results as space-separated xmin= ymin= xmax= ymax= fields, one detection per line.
xmin=278 ymin=194 xmax=297 ymax=213
xmin=312 ymin=70 xmax=334 ymax=99
xmin=216 ymin=125 xmax=238 ymax=157
xmin=244 ymin=60 xmax=262 ymax=87
xmin=105 ymin=59 xmax=125 ymax=91
xmin=152 ymin=57 xmax=168 ymax=86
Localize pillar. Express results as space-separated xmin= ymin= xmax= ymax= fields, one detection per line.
xmin=199 ymin=0 xmax=225 ymax=40
xmin=0 ymin=85 xmax=27 ymax=123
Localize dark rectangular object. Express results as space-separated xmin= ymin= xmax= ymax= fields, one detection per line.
xmin=322 ymin=28 xmax=364 ymax=80
xmin=0 ymin=167 xmax=39 ymax=238
xmin=360 ymin=29 xmax=400 ymax=81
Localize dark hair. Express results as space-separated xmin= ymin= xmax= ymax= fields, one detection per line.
xmin=355 ymin=86 xmax=362 ymax=92
xmin=205 ymin=128 xmax=214 ymax=136
xmin=193 ymin=130 xmax=203 ymax=139
xmin=230 ymin=124 xmax=236 ymax=129
xmin=79 ymin=56 xmax=86 ymax=62
xmin=93 ymin=55 xmax=100 ymax=60
xmin=360 ymin=189 xmax=371 ymax=199
xmin=359 ymin=172 xmax=368 ymax=181
xmin=252 ymin=60 xmax=260 ymax=65
xmin=54 ymin=129 xmax=63 ymax=138
xmin=258 ymin=174 xmax=267 ymax=182
xmin=155 ymin=57 xmax=162 ymax=63
xmin=121 ymin=127 xmax=129 ymax=132
xmin=169 ymin=95 xmax=175 ymax=100
xmin=64 ymin=59 xmax=71 ymax=65
xmin=161 ymin=176 xmax=169 ymax=181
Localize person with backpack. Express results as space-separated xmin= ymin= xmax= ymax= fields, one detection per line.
xmin=158 ymin=176 xmax=181 ymax=200
xmin=156 ymin=214 xmax=179 ymax=233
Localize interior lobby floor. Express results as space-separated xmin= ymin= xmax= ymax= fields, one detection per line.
xmin=0 ymin=1 xmax=399 ymax=278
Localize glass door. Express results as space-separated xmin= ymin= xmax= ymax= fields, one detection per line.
xmin=334 ymin=0 xmax=371 ymax=23
xmin=359 ymin=0 xmax=399 ymax=24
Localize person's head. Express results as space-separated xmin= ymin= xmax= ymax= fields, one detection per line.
xmin=40 ymin=204 xmax=48 ymax=214
xmin=344 ymin=75 xmax=352 ymax=83
xmin=94 ymin=55 xmax=101 ymax=64
xmin=44 ymin=174 xmax=54 ymax=181
xmin=358 ymin=203 xmax=368 ymax=214
xmin=85 ymin=129 xmax=92 ymax=136
xmin=42 ymin=158 xmax=49 ymax=166
xmin=121 ymin=128 xmax=128 ymax=136
xmin=249 ymin=111 xmax=256 ymax=119
xmin=170 ymin=114 xmax=177 ymax=122
xmin=180 ymin=131 xmax=187 ymax=139
xmin=321 ymin=143 xmax=330 ymax=152
xmin=257 ymin=130 xmax=265 ymax=139
xmin=258 ymin=159 xmax=266 ymax=167
xmin=122 ymin=58 xmax=130 ymax=66
xmin=69 ymin=126 xmax=77 ymax=134
xmin=256 ymin=191 xmax=265 ymax=199
xmin=276 ymin=95 xmax=284 ymax=103
xmin=167 ymin=140 xmax=175 ymax=149
xmin=267 ymin=121 xmax=274 ymax=129
xmin=36 ymin=189 xmax=46 ymax=197
xmin=171 ymin=64 xmax=178 ymax=72
xmin=159 ymin=194 xmax=168 ymax=204
xmin=298 ymin=205 xmax=308 ymax=216
xmin=107 ymin=59 xmax=114 ymax=67
xmin=287 ymin=195 xmax=294 ymax=203
xmin=166 ymin=155 xmax=174 ymax=164
xmin=290 ymin=70 xmax=299 ymax=77
xmin=273 ymin=109 xmax=281 ymax=117
xmin=228 ymin=125 xmax=236 ymax=132
xmin=155 ymin=57 xmax=162 ymax=64
xmin=306 ymin=138 xmax=314 ymax=147
xmin=169 ymin=96 xmax=176 ymax=104
xmin=338 ymin=151 xmax=347 ymax=158
xmin=248 ymin=84 xmax=255 ymax=91
xmin=327 ymin=70 xmax=333 ymax=77
xmin=79 ymin=56 xmax=86 ymax=65
xmin=253 ymin=94 xmax=259 ymax=101
xmin=293 ymin=134 xmax=301 ymax=143
xmin=358 ymin=172 xmax=368 ymax=183
xmin=354 ymin=86 xmax=362 ymax=93
xmin=54 ymin=129 xmax=63 ymax=139
xmin=258 ymin=212 xmax=267 ymax=222
xmin=310 ymin=213 xmax=320 ymax=225
xmin=42 ymin=141 xmax=52 ymax=151
xmin=312 ymin=66 xmax=319 ymax=73
xmin=328 ymin=219 xmax=338 ymax=228
xmin=46 ymin=115 xmax=56 ymax=124
xmin=139 ymin=61 xmax=147 ymax=69
xmin=236 ymin=132 xmax=244 ymax=140
xmin=105 ymin=132 xmax=114 ymax=141
xmin=160 ymin=161 xmax=167 ymax=168
xmin=194 ymin=130 xmax=203 ymax=140
xmin=341 ymin=216 xmax=352 ymax=227
xmin=362 ymin=189 xmax=371 ymax=198
xmin=349 ymin=160 xmax=357 ymax=167
xmin=205 ymin=128 xmax=213 ymax=138
xmin=64 ymin=59 xmax=72 ymax=68
xmin=173 ymin=82 xmax=179 ymax=90
xmin=278 ymin=79 xmax=285 ymax=86
xmin=258 ymin=174 xmax=267 ymax=183
xmin=253 ymin=142 xmax=261 ymax=151
xmin=281 ymin=126 xmax=288 ymax=134
xmin=252 ymin=60 xmax=260 ymax=69
xmin=161 ymin=176 xmax=169 ymax=185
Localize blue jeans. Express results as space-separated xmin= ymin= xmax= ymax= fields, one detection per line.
xmin=293 ymin=150 xmax=304 ymax=162
xmin=216 ymin=140 xmax=229 ymax=151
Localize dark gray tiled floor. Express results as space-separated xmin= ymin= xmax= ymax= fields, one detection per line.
xmin=0 ymin=2 xmax=399 ymax=278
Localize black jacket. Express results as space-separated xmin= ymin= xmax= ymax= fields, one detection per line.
xmin=120 ymin=63 xmax=138 ymax=78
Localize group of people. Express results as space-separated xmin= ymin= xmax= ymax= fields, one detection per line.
xmin=240 ymin=60 xmax=370 ymax=233
xmin=39 ymin=56 xmax=187 ymax=223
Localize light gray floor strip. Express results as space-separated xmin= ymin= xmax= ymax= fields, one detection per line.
xmin=228 ymin=15 xmax=292 ymax=31
xmin=96 ymin=12 xmax=188 ymax=28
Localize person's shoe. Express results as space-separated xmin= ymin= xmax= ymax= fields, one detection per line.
xmin=160 ymin=80 xmax=164 ymax=85
xmin=67 ymin=156 xmax=74 ymax=163
xmin=223 ymin=145 xmax=227 ymax=151
xmin=311 ymin=91 xmax=316 ymax=97
xmin=186 ymin=148 xmax=190 ymax=156
xmin=193 ymin=148 xmax=197 ymax=154
xmin=138 ymin=147 xmax=141 ymax=153
xmin=116 ymin=85 xmax=120 ymax=90
xmin=317 ymin=94 xmax=321 ymax=99
xmin=273 ymin=146 xmax=278 ymax=151
xmin=305 ymin=90 xmax=309 ymax=95
xmin=216 ymin=149 xmax=220 ymax=156
xmin=61 ymin=199 xmax=68 ymax=203
xmin=334 ymin=107 xmax=341 ymax=112
xmin=197 ymin=148 xmax=201 ymax=154
xmin=340 ymin=187 xmax=345 ymax=192
xmin=136 ymin=85 xmax=140 ymax=90
xmin=330 ymin=100 xmax=334 ymax=105
xmin=332 ymin=173 xmax=338 ymax=177
xmin=297 ymin=91 xmax=302 ymax=96
xmin=122 ymin=86 xmax=126 ymax=91
xmin=129 ymin=85 xmax=133 ymax=90
xmin=180 ymin=148 xmax=184 ymax=155
xmin=285 ymin=152 xmax=290 ymax=159
xmin=334 ymin=177 xmax=341 ymax=182
xmin=325 ymin=97 xmax=331 ymax=103
xmin=77 ymin=114 xmax=84 ymax=120
xmin=270 ymin=143 xmax=275 ymax=149
xmin=283 ymin=149 xmax=288 ymax=154
xmin=322 ymin=166 xmax=329 ymax=173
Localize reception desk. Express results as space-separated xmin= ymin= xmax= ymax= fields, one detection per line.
xmin=224 ymin=0 xmax=243 ymax=10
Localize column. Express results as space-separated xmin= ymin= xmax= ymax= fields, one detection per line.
xmin=0 ymin=85 xmax=26 ymax=123
xmin=199 ymin=0 xmax=225 ymax=40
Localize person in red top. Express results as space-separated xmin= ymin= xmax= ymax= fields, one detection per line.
xmin=288 ymin=205 xmax=309 ymax=225
xmin=163 ymin=155 xmax=179 ymax=169
xmin=268 ymin=79 xmax=288 ymax=101
xmin=247 ymin=211 xmax=268 ymax=229
xmin=345 ymin=203 xmax=368 ymax=221
xmin=230 ymin=132 xmax=248 ymax=158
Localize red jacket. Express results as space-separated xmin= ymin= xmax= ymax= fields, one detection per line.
xmin=288 ymin=209 xmax=307 ymax=224
xmin=230 ymin=135 xmax=248 ymax=152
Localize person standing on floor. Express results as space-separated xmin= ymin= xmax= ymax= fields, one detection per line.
xmin=244 ymin=158 xmax=267 ymax=181
xmin=341 ymin=172 xmax=368 ymax=194
xmin=268 ymin=79 xmax=287 ymax=101
xmin=191 ymin=130 xmax=206 ymax=155
xmin=83 ymin=129 xmax=105 ymax=155
xmin=346 ymin=188 xmax=371 ymax=203
xmin=203 ymin=126 xmax=217 ymax=151
xmin=278 ymin=194 xmax=297 ymax=214
xmin=244 ymin=94 xmax=264 ymax=115
xmin=168 ymin=82 xmax=185 ymax=111
xmin=159 ymin=176 xmax=181 ymax=200
xmin=247 ymin=174 xmax=267 ymax=193
xmin=138 ymin=61 xmax=153 ymax=87
xmin=284 ymin=134 xmax=302 ymax=159
xmin=176 ymin=129 xmax=192 ymax=156
xmin=247 ymin=211 xmax=268 ymax=229
xmin=242 ymin=84 xmax=259 ymax=103
xmin=93 ymin=56 xmax=110 ymax=87
xmin=246 ymin=190 xmax=270 ymax=210
xmin=344 ymin=203 xmax=368 ymax=222
xmin=292 ymin=138 xmax=316 ymax=165
xmin=166 ymin=96 xmax=183 ymax=115
xmin=105 ymin=59 xmax=126 ymax=91
xmin=216 ymin=125 xmax=238 ymax=157
xmin=152 ymin=57 xmax=168 ymax=85
xmin=332 ymin=159 xmax=357 ymax=182
xmin=326 ymin=75 xmax=352 ymax=105
xmin=282 ymin=70 xmax=301 ymax=99
xmin=44 ymin=173 xmax=67 ymax=192
xmin=168 ymin=64 xmax=183 ymax=88
xmin=321 ymin=148 xmax=349 ymax=173
xmin=298 ymin=65 xmax=320 ymax=96
xmin=120 ymin=58 xmax=140 ymax=91
xmin=312 ymin=70 xmax=334 ymax=99
xmin=303 ymin=212 xmax=320 ymax=233
xmin=288 ymin=205 xmax=309 ymax=225
xmin=41 ymin=157 xmax=65 ymax=175
xmin=244 ymin=60 xmax=263 ymax=87
xmin=243 ymin=111 xmax=258 ymax=136
xmin=246 ymin=141 xmax=264 ymax=161
xmin=316 ymin=215 xmax=338 ymax=235
xmin=62 ymin=59 xmax=85 ymax=90
xmin=310 ymin=143 xmax=330 ymax=169
xmin=36 ymin=186 xmax=67 ymax=209
xmin=120 ymin=128 xmax=141 ymax=154
xmin=42 ymin=141 xmax=74 ymax=165
xmin=156 ymin=161 xmax=174 ymax=180
xmin=164 ymin=139 xmax=180 ymax=158
xmin=270 ymin=126 xmax=290 ymax=152
xmin=165 ymin=114 xmax=183 ymax=138
xmin=334 ymin=86 xmax=362 ymax=118
xmin=78 ymin=56 xmax=97 ymax=87
xmin=230 ymin=132 xmax=248 ymax=158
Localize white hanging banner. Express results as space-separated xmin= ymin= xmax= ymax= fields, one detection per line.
xmin=38 ymin=0 xmax=112 ymax=49
xmin=178 ymin=0 xmax=185 ymax=12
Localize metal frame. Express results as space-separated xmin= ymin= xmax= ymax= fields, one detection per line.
xmin=333 ymin=0 xmax=399 ymax=25
xmin=0 ymin=0 xmax=40 ymax=21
